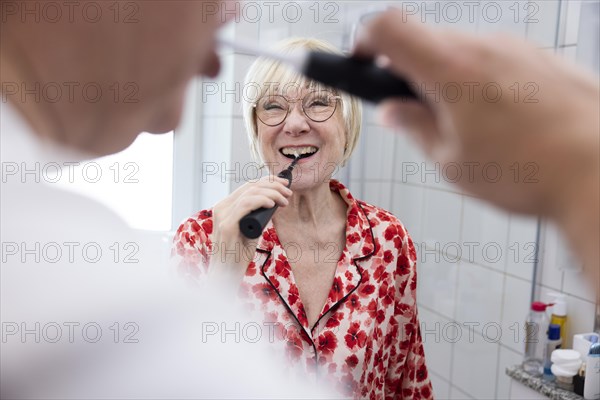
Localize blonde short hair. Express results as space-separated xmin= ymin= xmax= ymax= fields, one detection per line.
xmin=242 ymin=37 xmax=362 ymax=166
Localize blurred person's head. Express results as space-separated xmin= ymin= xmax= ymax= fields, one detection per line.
xmin=0 ymin=0 xmax=233 ymax=155
xmin=242 ymin=37 xmax=362 ymax=191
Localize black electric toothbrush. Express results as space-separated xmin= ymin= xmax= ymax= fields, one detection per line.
xmin=217 ymin=38 xmax=418 ymax=103
xmin=239 ymin=155 xmax=300 ymax=239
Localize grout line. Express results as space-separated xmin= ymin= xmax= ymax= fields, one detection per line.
xmin=537 ymin=283 xmax=595 ymax=304
xmin=499 ymin=342 xmax=522 ymax=355
xmin=419 ymin=244 xmax=508 ymax=277
xmin=493 ymin=341 xmax=502 ymax=399
xmin=449 ymin=384 xmax=476 ymax=400
xmin=418 ymin=304 xmax=452 ymax=322
xmin=494 ymin=215 xmax=513 ymax=398
xmin=389 ymin=134 xmax=397 ymax=211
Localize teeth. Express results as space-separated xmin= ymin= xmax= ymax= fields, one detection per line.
xmin=281 ymin=146 xmax=318 ymax=156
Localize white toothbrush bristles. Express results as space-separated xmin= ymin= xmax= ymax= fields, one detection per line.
xmin=217 ymin=37 xmax=307 ymax=72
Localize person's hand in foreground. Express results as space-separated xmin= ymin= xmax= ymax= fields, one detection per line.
xmin=353 ymin=9 xmax=599 ymax=293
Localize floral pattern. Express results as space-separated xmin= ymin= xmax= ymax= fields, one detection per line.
xmin=172 ymin=180 xmax=433 ymax=400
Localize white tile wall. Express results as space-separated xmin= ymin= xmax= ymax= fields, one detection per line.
xmin=429 ymin=1 xmax=479 ymax=33
xmin=419 ymin=308 xmax=455 ymax=380
xmin=201 ymin=53 xmax=236 ymax=119
xmin=566 ymin=296 xmax=597 ymax=344
xmin=232 ymin=54 xmax=257 ymax=118
xmin=563 ymin=267 xmax=596 ymax=303
xmin=539 ymin=223 xmax=565 ymax=291
xmin=228 ymin=117 xmax=256 ymax=191
xmin=497 ymin=346 xmax=523 ymax=399
xmin=576 ymin=1 xmax=600 ymax=73
xmin=505 ymin=215 xmax=537 ymax=281
xmin=379 ymin=0 xmax=595 ymax=396
xmin=288 ymin=1 xmax=347 ymax=48
xmin=199 ymin=116 xmax=234 ymax=208
xmin=526 ymin=1 xmax=561 ymax=47
xmin=429 ymin=372 xmax=451 ymax=399
xmin=461 ymin=197 xmax=510 ymax=272
xmin=361 ymin=102 xmax=379 ymax=125
xmin=348 ymin=179 xmax=362 ymax=198
xmin=501 ymin=276 xmax=533 ymax=353
xmin=561 ymin=45 xmax=579 ymax=62
xmin=452 ymin=331 xmax=499 ymax=399
xmin=417 ymin=255 xmax=458 ymax=320
xmin=421 ymin=161 xmax=458 ymax=193
xmin=334 ymin=161 xmax=351 ymax=184
xmin=234 ymin=8 xmax=260 ymax=40
xmin=449 ymin=385 xmax=475 ymax=399
xmin=348 ymin=128 xmax=365 ymax=182
xmin=477 ymin=0 xmax=528 ymax=37
xmin=421 ymin=188 xmax=463 ymax=252
xmin=195 ymin=2 xmax=597 ymax=398
xmin=455 ymin=262 xmax=504 ymax=333
xmin=362 ymin=181 xmax=392 ymax=210
xmin=362 ymin=125 xmax=396 ymax=181
xmin=391 ymin=182 xmax=424 ymax=241
xmin=562 ymin=0 xmax=582 ymax=46
xmin=393 ymin=131 xmax=428 ymax=186
xmin=509 ymin=379 xmax=548 ymax=399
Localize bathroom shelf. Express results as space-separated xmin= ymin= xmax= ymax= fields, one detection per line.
xmin=506 ymin=365 xmax=584 ymax=400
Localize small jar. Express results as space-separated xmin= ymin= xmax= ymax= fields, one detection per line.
xmin=555 ymin=375 xmax=574 ymax=391
xmin=551 ymin=349 xmax=582 ymax=391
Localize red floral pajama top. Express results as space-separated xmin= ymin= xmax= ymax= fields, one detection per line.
xmin=172 ymin=180 xmax=433 ymax=400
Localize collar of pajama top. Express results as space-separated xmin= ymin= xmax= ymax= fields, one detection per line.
xmin=250 ymin=180 xmax=375 ymax=330
xmin=173 ymin=180 xmax=433 ymax=399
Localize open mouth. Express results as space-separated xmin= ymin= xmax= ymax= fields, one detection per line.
xmin=279 ymin=146 xmax=319 ymax=160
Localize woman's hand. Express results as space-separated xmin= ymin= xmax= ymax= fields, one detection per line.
xmin=208 ymin=175 xmax=293 ymax=286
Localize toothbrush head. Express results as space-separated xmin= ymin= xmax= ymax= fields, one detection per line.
xmin=288 ymin=152 xmax=300 ymax=169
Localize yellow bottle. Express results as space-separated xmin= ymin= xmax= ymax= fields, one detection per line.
xmin=548 ymin=292 xmax=568 ymax=347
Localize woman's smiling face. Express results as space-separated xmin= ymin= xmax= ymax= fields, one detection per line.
xmin=256 ymin=84 xmax=347 ymax=191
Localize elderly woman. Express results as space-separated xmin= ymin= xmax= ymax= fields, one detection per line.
xmin=172 ymin=38 xmax=432 ymax=399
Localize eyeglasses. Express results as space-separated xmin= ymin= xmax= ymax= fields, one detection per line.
xmin=253 ymin=90 xmax=341 ymax=127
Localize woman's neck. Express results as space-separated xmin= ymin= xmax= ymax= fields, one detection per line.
xmin=274 ymin=181 xmax=346 ymax=231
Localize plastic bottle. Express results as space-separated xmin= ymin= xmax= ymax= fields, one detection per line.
xmin=523 ymin=301 xmax=550 ymax=376
xmin=548 ymin=292 xmax=568 ymax=346
xmin=543 ymin=324 xmax=562 ymax=380
xmin=584 ymin=342 xmax=600 ymax=399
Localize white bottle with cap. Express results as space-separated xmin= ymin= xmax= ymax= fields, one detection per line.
xmin=584 ymin=342 xmax=600 ymax=399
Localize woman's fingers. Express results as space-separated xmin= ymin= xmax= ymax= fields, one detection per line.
xmin=235 ymin=193 xmax=286 ymax=213
xmin=229 ymin=176 xmax=291 ymax=200
xmin=235 ymin=188 xmax=290 ymax=211
xmin=233 ymin=182 xmax=293 ymax=214
xmin=213 ymin=176 xmax=293 ymax=236
xmin=215 ymin=176 xmax=290 ymax=209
